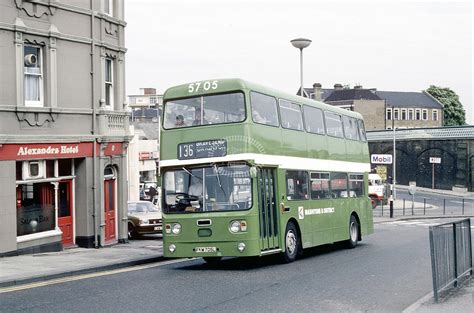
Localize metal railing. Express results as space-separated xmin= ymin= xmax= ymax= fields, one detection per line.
xmin=429 ymin=219 xmax=473 ymax=303
xmin=373 ymin=197 xmax=473 ymax=217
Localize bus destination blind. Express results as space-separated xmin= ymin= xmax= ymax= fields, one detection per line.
xmin=178 ymin=139 xmax=227 ymax=160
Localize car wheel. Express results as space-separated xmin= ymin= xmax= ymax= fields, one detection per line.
xmin=345 ymin=215 xmax=359 ymax=249
xmin=282 ymin=221 xmax=300 ymax=263
xmin=128 ymin=223 xmax=136 ymax=240
xmin=203 ymin=257 xmax=222 ymax=265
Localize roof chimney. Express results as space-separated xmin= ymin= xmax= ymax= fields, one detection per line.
xmin=334 ymin=83 xmax=343 ymax=90
xmin=140 ymin=88 xmax=157 ymax=95
xmin=354 ymin=85 xmax=363 ymax=89
xmin=313 ymin=83 xmax=322 ymax=101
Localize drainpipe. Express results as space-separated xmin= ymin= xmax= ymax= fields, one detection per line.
xmin=90 ymin=0 xmax=99 ymax=248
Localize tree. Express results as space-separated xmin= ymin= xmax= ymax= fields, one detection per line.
xmin=426 ymin=85 xmax=466 ymax=126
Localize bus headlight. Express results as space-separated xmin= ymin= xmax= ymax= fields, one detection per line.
xmin=169 ymin=244 xmax=176 ymax=253
xmin=230 ymin=221 xmax=241 ymax=233
xmin=229 ymin=220 xmax=247 ymax=233
xmin=237 ymin=243 xmax=246 ymax=252
xmin=171 ymin=223 xmax=181 ymax=234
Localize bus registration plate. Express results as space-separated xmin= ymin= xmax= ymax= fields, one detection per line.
xmin=195 ymin=247 xmax=217 ymax=253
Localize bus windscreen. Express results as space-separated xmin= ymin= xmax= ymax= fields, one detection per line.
xmin=163 ymin=164 xmax=252 ymax=213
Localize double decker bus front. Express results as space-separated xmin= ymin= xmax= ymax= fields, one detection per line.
xmin=161 ymin=80 xmax=261 ymax=259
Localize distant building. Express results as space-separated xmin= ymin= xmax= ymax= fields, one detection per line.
xmin=300 ymin=83 xmax=444 ymax=131
xmin=128 ymin=88 xmax=162 ymax=141
xmin=128 ymin=88 xmax=163 ymax=109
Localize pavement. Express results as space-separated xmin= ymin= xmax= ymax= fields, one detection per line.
xmin=1 ymin=189 xmax=473 ymax=310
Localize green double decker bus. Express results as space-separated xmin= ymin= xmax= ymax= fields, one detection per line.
xmin=161 ymin=78 xmax=373 ymax=263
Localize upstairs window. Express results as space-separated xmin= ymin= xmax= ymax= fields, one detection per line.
xmin=105 ymin=58 xmax=114 ymax=108
xmin=24 ymin=45 xmax=43 ymax=107
xmin=342 ymin=116 xmax=359 ymax=141
xmin=250 ymin=92 xmax=279 ymax=127
xmin=415 ymin=109 xmax=421 ymax=120
xmin=303 ymin=105 xmax=325 ymax=135
xmin=422 ymin=109 xmax=428 ymax=120
xmin=401 ymin=109 xmax=407 ymax=120
xmin=432 ymin=109 xmax=438 ymax=121
xmin=279 ymin=99 xmax=303 ymax=131
xmin=393 ymin=108 xmax=399 ymax=120
xmin=357 ymin=120 xmax=367 ymax=142
xmin=408 ymin=109 xmax=414 ymax=120
xmin=104 ymin=0 xmax=113 ymax=16
xmin=324 ymin=112 xmax=344 ymax=138
xmin=386 ymin=108 xmax=392 ymax=120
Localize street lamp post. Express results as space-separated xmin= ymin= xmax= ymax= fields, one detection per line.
xmin=291 ymin=38 xmax=312 ymax=96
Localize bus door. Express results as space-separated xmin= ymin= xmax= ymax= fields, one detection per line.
xmin=257 ymin=168 xmax=279 ymax=251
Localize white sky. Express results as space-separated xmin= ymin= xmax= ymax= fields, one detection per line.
xmin=125 ymin=0 xmax=473 ymax=124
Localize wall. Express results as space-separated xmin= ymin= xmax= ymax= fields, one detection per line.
xmin=0 ymin=161 xmax=17 ymax=255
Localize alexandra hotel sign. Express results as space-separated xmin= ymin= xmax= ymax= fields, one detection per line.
xmin=0 ymin=142 xmax=123 ymax=160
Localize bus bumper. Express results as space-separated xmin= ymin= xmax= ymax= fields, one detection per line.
xmin=163 ymin=239 xmax=264 ymax=258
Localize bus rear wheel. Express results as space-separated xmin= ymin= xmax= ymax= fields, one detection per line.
xmin=345 ymin=215 xmax=359 ymax=249
xmin=282 ymin=221 xmax=300 ymax=263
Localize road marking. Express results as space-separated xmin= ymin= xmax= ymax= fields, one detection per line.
xmin=0 ymin=258 xmax=194 ymax=294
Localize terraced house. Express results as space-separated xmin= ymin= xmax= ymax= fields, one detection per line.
xmin=0 ymin=0 xmax=130 ymax=256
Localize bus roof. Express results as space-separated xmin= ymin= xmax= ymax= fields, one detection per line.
xmin=163 ymin=78 xmax=364 ymax=120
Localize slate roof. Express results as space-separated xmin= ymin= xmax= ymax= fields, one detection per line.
xmin=301 ymin=86 xmax=444 ymax=109
xmin=375 ymin=91 xmax=443 ymax=109
xmin=325 ymin=89 xmax=382 ymax=102
xmin=303 ymin=88 xmax=333 ymax=100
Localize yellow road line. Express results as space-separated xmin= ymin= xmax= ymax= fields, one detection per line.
xmin=0 ymin=258 xmax=195 ymax=294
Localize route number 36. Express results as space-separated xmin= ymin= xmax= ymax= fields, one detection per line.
xmin=188 ymin=80 xmax=218 ymax=93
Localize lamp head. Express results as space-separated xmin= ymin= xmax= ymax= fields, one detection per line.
xmin=291 ymin=38 xmax=312 ymax=49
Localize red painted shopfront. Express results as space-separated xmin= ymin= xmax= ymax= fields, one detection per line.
xmin=1 ymin=142 xmax=123 ymax=247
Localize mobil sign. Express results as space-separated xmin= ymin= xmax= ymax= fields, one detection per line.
xmin=371 ymin=154 xmax=393 ymax=164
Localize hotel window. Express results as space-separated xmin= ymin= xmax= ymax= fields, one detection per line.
xmin=408 ymin=109 xmax=414 ymax=120
xmin=386 ymin=108 xmax=392 ymax=120
xmin=24 ymin=45 xmax=44 ymax=107
xmin=422 ymin=109 xmax=428 ymax=120
xmin=104 ymin=0 xmax=113 ymax=16
xmin=393 ymin=108 xmax=399 ymax=120
xmin=415 ymin=109 xmax=421 ymax=120
xmin=15 ymin=159 xmax=74 ymax=237
xmin=105 ymin=58 xmax=114 ymax=108
xmin=432 ymin=109 xmax=438 ymax=121
xmin=401 ymin=109 xmax=407 ymax=120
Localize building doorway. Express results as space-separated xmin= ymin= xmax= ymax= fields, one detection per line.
xmin=104 ymin=166 xmax=116 ymax=242
xmin=58 ymin=180 xmax=74 ymax=246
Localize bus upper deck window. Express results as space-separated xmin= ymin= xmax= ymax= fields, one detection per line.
xmin=250 ymin=91 xmax=279 ymax=127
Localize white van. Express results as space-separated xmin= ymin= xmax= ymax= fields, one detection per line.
xmin=368 ymin=173 xmax=385 ymax=207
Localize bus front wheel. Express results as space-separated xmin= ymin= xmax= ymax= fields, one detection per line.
xmin=282 ymin=221 xmax=300 ymax=263
xmin=345 ymin=215 xmax=359 ymax=249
